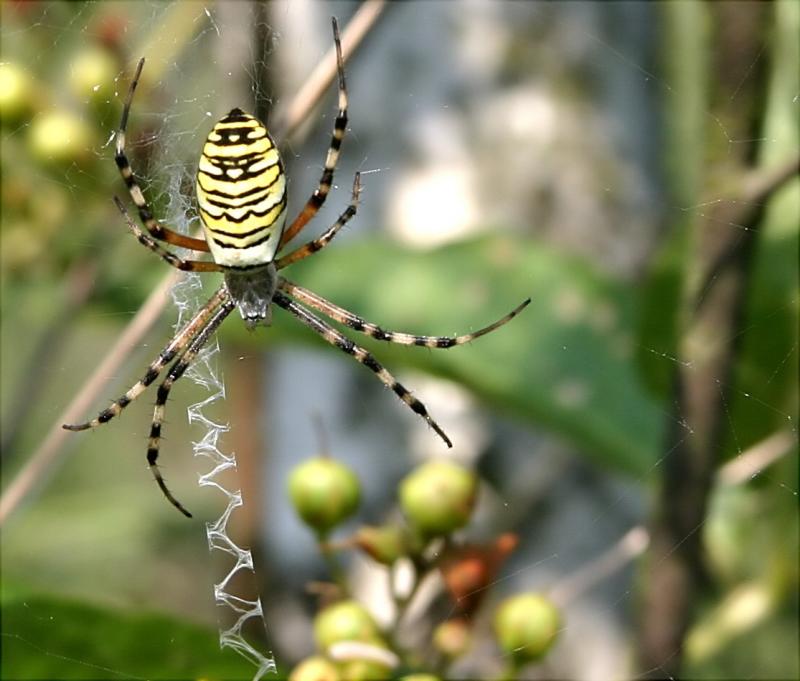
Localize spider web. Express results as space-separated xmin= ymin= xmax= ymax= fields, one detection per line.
xmin=156 ymin=62 xmax=276 ymax=680
xmin=171 ymin=276 xmax=275 ymax=678
xmin=0 ymin=1 xmax=797 ymax=680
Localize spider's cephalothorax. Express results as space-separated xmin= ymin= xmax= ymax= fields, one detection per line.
xmin=224 ymin=264 xmax=279 ymax=328
xmin=64 ymin=18 xmax=530 ymax=518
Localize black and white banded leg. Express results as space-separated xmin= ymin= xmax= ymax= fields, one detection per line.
xmin=116 ymin=58 xmax=210 ymax=253
xmin=276 ymin=172 xmax=361 ymax=269
xmin=113 ymin=197 xmax=222 ymax=272
xmin=279 ymin=17 xmax=348 ymax=249
xmin=279 ymin=278 xmax=531 ymax=348
xmin=63 ymin=287 xmax=230 ymax=432
xmin=146 ymin=296 xmax=236 ymax=517
xmin=273 ymin=291 xmax=453 ymax=447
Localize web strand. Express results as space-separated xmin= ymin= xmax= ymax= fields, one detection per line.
xmin=168 ymin=187 xmax=275 ymax=678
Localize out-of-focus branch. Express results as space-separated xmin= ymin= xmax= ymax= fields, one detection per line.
xmin=716 ymin=428 xmax=796 ymax=487
xmin=640 ymin=154 xmax=797 ymax=677
xmin=637 ymin=3 xmax=795 ymax=676
xmin=0 ymin=259 xmax=98 ymax=458
xmin=548 ymin=425 xmax=794 ymax=611
xmin=0 ymin=272 xmax=179 ymax=524
xmin=272 ymin=0 xmax=386 ymax=140
xmin=549 ymin=526 xmax=650 ymax=607
xmin=695 ymin=154 xmax=799 ymax=306
xmin=0 ymin=3 xmax=387 ymax=527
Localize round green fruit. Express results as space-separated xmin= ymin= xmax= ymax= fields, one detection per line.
xmin=289 ymin=655 xmax=340 ymax=681
xmin=313 ymin=600 xmax=381 ymax=651
xmin=0 ymin=63 xmax=35 ymax=122
xmin=493 ymin=592 xmax=561 ymax=663
xmin=399 ymin=460 xmax=477 ymax=536
xmin=69 ymin=47 xmax=118 ymax=102
xmin=288 ymin=457 xmax=360 ymax=533
xmin=28 ymin=110 xmax=92 ymax=164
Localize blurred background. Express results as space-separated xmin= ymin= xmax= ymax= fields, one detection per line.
xmin=1 ymin=1 xmax=797 ymax=679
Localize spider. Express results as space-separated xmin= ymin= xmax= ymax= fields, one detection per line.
xmin=64 ymin=18 xmax=530 ymax=518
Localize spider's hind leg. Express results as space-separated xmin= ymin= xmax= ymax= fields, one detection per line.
xmin=145 ymin=297 xmax=235 ymax=517
xmin=278 ymin=278 xmax=531 ymax=347
xmin=273 ymin=291 xmax=453 ymax=448
xmin=63 ymin=287 xmax=230 ymax=432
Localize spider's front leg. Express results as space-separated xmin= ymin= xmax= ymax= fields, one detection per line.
xmin=115 ymin=57 xmax=211 ymax=253
xmin=278 ymin=17 xmax=349 ymax=249
xmin=114 ymin=197 xmax=222 ymax=272
xmin=276 ymin=172 xmax=361 ymax=269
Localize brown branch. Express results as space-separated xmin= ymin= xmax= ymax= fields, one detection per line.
xmin=272 ymin=0 xmax=387 ymax=139
xmin=637 ymin=3 xmax=792 ymax=675
xmin=693 ymin=154 xmax=799 ymax=314
xmin=0 ymin=4 xmax=387 ymax=527
xmin=0 ymin=259 xmax=98 ymax=458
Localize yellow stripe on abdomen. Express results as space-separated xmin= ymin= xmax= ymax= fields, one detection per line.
xmin=196 ymin=108 xmax=287 ymax=267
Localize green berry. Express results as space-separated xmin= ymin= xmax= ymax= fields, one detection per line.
xmin=69 ymin=47 xmax=118 ymax=102
xmin=28 ymin=110 xmax=93 ymax=164
xmin=0 ymin=63 xmax=35 ymax=122
xmin=288 ymin=457 xmax=360 ymax=534
xmin=433 ymin=618 xmax=471 ymax=658
xmin=337 ymin=658 xmax=392 ymax=681
xmin=493 ymin=593 xmax=561 ymax=663
xmin=289 ymin=655 xmax=340 ymax=681
xmin=313 ymin=600 xmax=381 ymax=651
xmin=399 ymin=460 xmax=477 ymax=536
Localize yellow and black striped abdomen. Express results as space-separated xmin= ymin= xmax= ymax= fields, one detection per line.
xmin=196 ymin=108 xmax=287 ymax=268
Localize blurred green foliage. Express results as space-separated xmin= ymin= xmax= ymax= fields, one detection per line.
xmin=268 ymin=236 xmax=663 ymax=475
xmin=1 ymin=586 xmax=257 ymax=679
xmin=1 ymin=1 xmax=797 ymax=680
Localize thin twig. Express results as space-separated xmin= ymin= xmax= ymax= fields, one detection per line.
xmin=537 ymin=427 xmax=795 ymax=607
xmin=0 ymin=259 xmax=98 ymax=458
xmin=0 ymin=4 xmax=387 ymax=527
xmin=272 ymin=0 xmax=387 ymax=139
xmin=716 ymin=429 xmax=796 ymax=487
xmin=740 ymin=154 xmax=800 ymax=207
xmin=549 ymin=526 xmax=650 ymax=607
xmin=0 ymin=273 xmax=179 ymax=524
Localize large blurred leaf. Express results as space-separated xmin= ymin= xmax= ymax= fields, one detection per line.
xmin=1 ymin=586 xmax=259 ymax=680
xmin=224 ymin=235 xmax=663 ymax=476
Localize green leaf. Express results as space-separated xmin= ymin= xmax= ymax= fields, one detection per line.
xmin=1 ymin=586 xmax=261 ymax=680
xmin=227 ymin=235 xmax=663 ymax=476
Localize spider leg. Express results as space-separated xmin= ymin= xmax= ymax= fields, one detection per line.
xmin=116 ymin=57 xmax=210 ymax=253
xmin=113 ymin=197 xmax=222 ymax=272
xmin=273 ymin=291 xmax=453 ymax=448
xmin=147 ymin=297 xmax=236 ymax=517
xmin=279 ymin=17 xmax=348 ymax=249
xmin=62 ymin=286 xmax=230 ymax=431
xmin=276 ymin=172 xmax=361 ymax=269
xmin=279 ymin=278 xmax=531 ymax=347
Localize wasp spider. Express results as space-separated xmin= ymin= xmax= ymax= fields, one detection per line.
xmin=64 ymin=19 xmax=530 ymax=517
